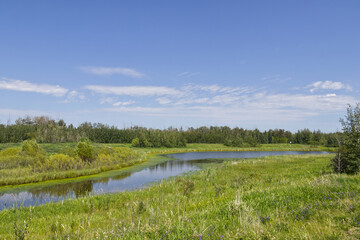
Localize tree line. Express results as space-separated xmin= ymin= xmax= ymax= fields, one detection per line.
xmin=0 ymin=115 xmax=342 ymax=147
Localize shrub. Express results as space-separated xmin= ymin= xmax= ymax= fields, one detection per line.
xmin=131 ymin=136 xmax=148 ymax=148
xmin=21 ymin=140 xmax=44 ymax=156
xmin=131 ymin=138 xmax=140 ymax=147
xmin=76 ymin=140 xmax=95 ymax=162
xmin=33 ymin=154 xmax=82 ymax=172
xmin=49 ymin=153 xmax=81 ymax=170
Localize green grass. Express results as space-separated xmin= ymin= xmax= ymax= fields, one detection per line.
xmin=0 ymin=142 xmax=337 ymax=155
xmin=3 ymin=153 xmax=360 ymax=239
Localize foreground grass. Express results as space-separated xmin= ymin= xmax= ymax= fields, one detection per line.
xmin=3 ymin=153 xmax=360 ymax=239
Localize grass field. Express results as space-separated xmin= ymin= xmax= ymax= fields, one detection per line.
xmin=3 ymin=152 xmax=360 ymax=239
xmin=0 ymin=142 xmax=336 ymax=154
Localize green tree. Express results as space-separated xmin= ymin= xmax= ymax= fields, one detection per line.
xmin=331 ymin=103 xmax=360 ymax=174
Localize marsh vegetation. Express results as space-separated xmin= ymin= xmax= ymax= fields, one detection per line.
xmin=0 ymin=139 xmax=145 ymax=186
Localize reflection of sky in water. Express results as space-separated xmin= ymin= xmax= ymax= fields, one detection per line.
xmin=0 ymin=151 xmax=328 ymax=210
xmin=92 ymin=160 xmax=199 ymax=193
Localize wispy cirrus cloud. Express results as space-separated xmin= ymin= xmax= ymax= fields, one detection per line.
xmin=0 ymin=77 xmax=68 ymax=97
xmin=85 ymin=85 xmax=183 ymax=97
xmin=176 ymin=72 xmax=200 ymax=78
xmin=102 ymin=92 xmax=357 ymax=122
xmin=181 ymin=84 xmax=252 ymax=95
xmin=79 ymin=66 xmax=145 ymax=78
xmin=82 ymin=82 xmax=358 ymax=128
xmin=61 ymin=90 xmax=86 ymax=103
xmin=113 ymin=100 xmax=135 ymax=106
xmin=307 ymin=80 xmax=352 ymax=93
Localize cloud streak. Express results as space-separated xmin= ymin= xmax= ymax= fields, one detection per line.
xmin=113 ymin=100 xmax=135 ymax=106
xmin=96 ymin=82 xmax=358 ymax=127
xmin=85 ymin=85 xmax=183 ymax=97
xmin=176 ymin=72 xmax=200 ymax=78
xmin=0 ymin=78 xmax=68 ymax=97
xmin=79 ymin=66 xmax=145 ymax=78
xmin=307 ymin=80 xmax=352 ymax=93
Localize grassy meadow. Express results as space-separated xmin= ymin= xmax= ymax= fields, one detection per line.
xmin=3 ymin=152 xmax=360 ymax=239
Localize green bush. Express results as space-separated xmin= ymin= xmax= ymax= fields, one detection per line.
xmin=131 ymin=136 xmax=149 ymax=148
xmin=131 ymin=138 xmax=140 ymax=147
xmin=21 ymin=140 xmax=44 ymax=156
xmin=33 ymin=154 xmax=83 ymax=172
xmin=76 ymin=140 xmax=95 ymax=162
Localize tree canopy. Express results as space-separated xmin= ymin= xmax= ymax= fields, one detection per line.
xmin=332 ymin=103 xmax=360 ymax=174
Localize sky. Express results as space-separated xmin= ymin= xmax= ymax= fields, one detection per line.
xmin=0 ymin=1 xmax=359 ymax=132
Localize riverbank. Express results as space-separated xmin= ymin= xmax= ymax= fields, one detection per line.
xmin=4 ymin=153 xmax=360 ymax=239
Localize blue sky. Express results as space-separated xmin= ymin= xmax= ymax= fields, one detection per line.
xmin=0 ymin=1 xmax=359 ymax=132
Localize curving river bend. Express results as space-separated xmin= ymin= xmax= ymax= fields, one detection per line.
xmin=0 ymin=151 xmax=329 ymax=210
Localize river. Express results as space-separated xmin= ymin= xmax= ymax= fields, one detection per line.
xmin=0 ymin=151 xmax=329 ymax=210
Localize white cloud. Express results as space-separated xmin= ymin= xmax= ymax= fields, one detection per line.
xmin=182 ymin=84 xmax=252 ymax=95
xmin=176 ymin=72 xmax=200 ymax=78
xmin=100 ymin=92 xmax=357 ymax=123
xmin=307 ymin=80 xmax=352 ymax=93
xmin=61 ymin=91 xmax=86 ymax=103
xmin=248 ymin=93 xmax=355 ymax=112
xmin=0 ymin=78 xmax=68 ymax=97
xmin=79 ymin=66 xmax=145 ymax=78
xmin=174 ymin=97 xmax=209 ymax=105
xmin=176 ymin=72 xmax=189 ymax=77
xmin=85 ymin=85 xmax=183 ymax=97
xmin=113 ymin=100 xmax=135 ymax=106
xmin=100 ymin=97 xmax=117 ymax=104
xmin=102 ymin=105 xmax=317 ymax=122
xmin=156 ymin=97 xmax=172 ymax=105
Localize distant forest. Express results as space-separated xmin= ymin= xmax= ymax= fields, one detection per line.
xmin=0 ymin=116 xmax=341 ymax=148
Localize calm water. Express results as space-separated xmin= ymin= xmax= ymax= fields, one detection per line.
xmin=0 ymin=151 xmax=328 ymax=210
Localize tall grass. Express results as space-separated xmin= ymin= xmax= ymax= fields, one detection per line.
xmin=3 ymin=154 xmax=360 ymax=239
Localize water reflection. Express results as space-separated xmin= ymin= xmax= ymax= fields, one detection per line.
xmin=0 ymin=151 xmax=328 ymax=210
xmin=29 ymin=181 xmax=94 ymax=198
